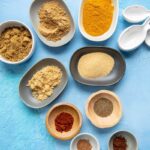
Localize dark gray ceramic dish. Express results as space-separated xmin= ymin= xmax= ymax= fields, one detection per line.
xmin=70 ymin=47 xmax=126 ymax=86
xmin=19 ymin=58 xmax=68 ymax=109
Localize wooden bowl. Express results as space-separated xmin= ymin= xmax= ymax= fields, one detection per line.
xmin=46 ymin=103 xmax=82 ymax=140
xmin=85 ymin=90 xmax=122 ymax=128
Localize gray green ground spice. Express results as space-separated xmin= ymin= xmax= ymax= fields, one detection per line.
xmin=94 ymin=97 xmax=113 ymax=117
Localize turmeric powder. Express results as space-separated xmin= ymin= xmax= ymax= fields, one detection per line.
xmin=82 ymin=0 xmax=114 ymax=36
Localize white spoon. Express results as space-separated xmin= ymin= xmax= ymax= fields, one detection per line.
xmin=123 ymin=5 xmax=150 ymax=23
xmin=145 ymin=30 xmax=150 ymax=47
xmin=118 ymin=18 xmax=150 ymax=51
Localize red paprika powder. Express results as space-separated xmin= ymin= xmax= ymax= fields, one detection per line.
xmin=55 ymin=112 xmax=74 ymax=133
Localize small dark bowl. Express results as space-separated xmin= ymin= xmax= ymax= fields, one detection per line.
xmin=19 ymin=58 xmax=68 ymax=109
xmin=70 ymin=47 xmax=126 ymax=86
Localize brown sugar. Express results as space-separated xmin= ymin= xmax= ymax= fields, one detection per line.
xmin=0 ymin=26 xmax=32 ymax=62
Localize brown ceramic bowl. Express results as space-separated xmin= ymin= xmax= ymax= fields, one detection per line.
xmin=46 ymin=103 xmax=82 ymax=140
xmin=85 ymin=90 xmax=122 ymax=128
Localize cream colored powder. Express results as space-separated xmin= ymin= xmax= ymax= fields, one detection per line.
xmin=27 ymin=66 xmax=62 ymax=101
xmin=78 ymin=52 xmax=115 ymax=78
xmin=38 ymin=1 xmax=71 ymax=41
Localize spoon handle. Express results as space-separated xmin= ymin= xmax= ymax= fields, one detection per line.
xmin=143 ymin=17 xmax=150 ymax=30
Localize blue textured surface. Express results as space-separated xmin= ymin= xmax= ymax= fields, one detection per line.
xmin=0 ymin=0 xmax=150 ymax=149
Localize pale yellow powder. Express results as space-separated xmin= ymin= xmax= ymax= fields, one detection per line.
xmin=27 ymin=66 xmax=62 ymax=101
xmin=78 ymin=52 xmax=114 ymax=78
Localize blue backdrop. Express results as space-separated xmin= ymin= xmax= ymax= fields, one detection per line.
xmin=0 ymin=0 xmax=150 ymax=149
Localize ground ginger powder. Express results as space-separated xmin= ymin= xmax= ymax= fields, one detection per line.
xmin=38 ymin=1 xmax=71 ymax=41
xmin=83 ymin=0 xmax=114 ymax=36
xmin=27 ymin=66 xmax=62 ymax=101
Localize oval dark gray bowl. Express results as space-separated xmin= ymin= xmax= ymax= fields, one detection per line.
xmin=70 ymin=47 xmax=126 ymax=86
xmin=19 ymin=58 xmax=68 ymax=109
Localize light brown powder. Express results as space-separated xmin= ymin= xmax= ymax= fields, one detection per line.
xmin=77 ymin=139 xmax=92 ymax=150
xmin=38 ymin=1 xmax=71 ymax=41
xmin=27 ymin=66 xmax=62 ymax=101
xmin=0 ymin=27 xmax=32 ymax=62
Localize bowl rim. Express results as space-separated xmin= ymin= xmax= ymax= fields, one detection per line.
xmin=45 ymin=102 xmax=83 ymax=140
xmin=19 ymin=58 xmax=68 ymax=109
xmin=70 ymin=132 xmax=100 ymax=150
xmin=118 ymin=24 xmax=144 ymax=52
xmin=108 ymin=130 xmax=138 ymax=150
xmin=85 ymin=90 xmax=122 ymax=128
xmin=122 ymin=5 xmax=147 ymax=24
xmin=69 ymin=46 xmax=126 ymax=86
xmin=0 ymin=20 xmax=35 ymax=64
xmin=29 ymin=0 xmax=75 ymax=47
xmin=78 ymin=0 xmax=119 ymax=42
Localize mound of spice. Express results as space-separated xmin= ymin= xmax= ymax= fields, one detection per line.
xmin=0 ymin=26 xmax=32 ymax=62
xmin=83 ymin=0 xmax=114 ymax=36
xmin=78 ymin=52 xmax=114 ymax=79
xmin=27 ymin=66 xmax=62 ymax=101
xmin=113 ymin=136 xmax=127 ymax=150
xmin=38 ymin=0 xmax=71 ymax=41
xmin=77 ymin=139 xmax=92 ymax=150
xmin=55 ymin=112 xmax=74 ymax=133
xmin=94 ymin=97 xmax=113 ymax=117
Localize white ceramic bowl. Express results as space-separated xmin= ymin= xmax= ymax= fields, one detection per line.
xmin=78 ymin=0 xmax=119 ymax=42
xmin=0 ymin=20 xmax=35 ymax=65
xmin=70 ymin=133 xmax=100 ymax=150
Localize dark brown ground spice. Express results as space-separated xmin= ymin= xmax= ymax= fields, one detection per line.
xmin=55 ymin=112 xmax=74 ymax=133
xmin=113 ymin=136 xmax=127 ymax=150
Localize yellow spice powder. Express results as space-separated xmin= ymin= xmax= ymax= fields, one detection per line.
xmin=83 ymin=0 xmax=114 ymax=36
xmin=27 ymin=66 xmax=62 ymax=101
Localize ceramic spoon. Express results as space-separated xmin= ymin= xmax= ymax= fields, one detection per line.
xmin=123 ymin=5 xmax=150 ymax=23
xmin=118 ymin=18 xmax=150 ymax=51
xmin=145 ymin=30 xmax=150 ymax=47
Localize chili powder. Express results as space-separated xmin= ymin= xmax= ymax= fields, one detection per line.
xmin=55 ymin=112 xmax=74 ymax=133
xmin=113 ymin=136 xmax=127 ymax=150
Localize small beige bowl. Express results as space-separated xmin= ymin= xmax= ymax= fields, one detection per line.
xmin=85 ymin=90 xmax=122 ymax=128
xmin=46 ymin=103 xmax=82 ymax=140
xmin=0 ymin=20 xmax=35 ymax=65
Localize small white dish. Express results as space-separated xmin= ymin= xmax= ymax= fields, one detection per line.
xmin=30 ymin=0 xmax=75 ymax=47
xmin=78 ymin=0 xmax=119 ymax=42
xmin=118 ymin=17 xmax=150 ymax=51
xmin=108 ymin=130 xmax=138 ymax=150
xmin=70 ymin=133 xmax=100 ymax=150
xmin=0 ymin=20 xmax=35 ymax=65
xmin=123 ymin=5 xmax=150 ymax=23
